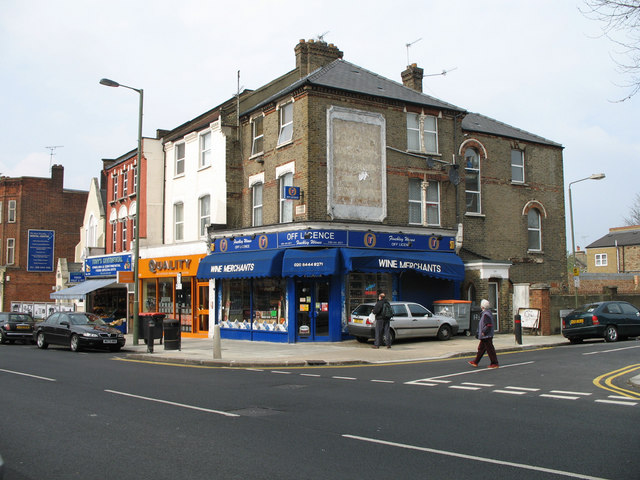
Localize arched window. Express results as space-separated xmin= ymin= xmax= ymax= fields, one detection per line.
xmin=528 ymin=208 xmax=542 ymax=251
xmin=464 ymin=148 xmax=481 ymax=213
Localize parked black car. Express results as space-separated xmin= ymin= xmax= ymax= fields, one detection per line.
xmin=0 ymin=312 xmax=36 ymax=344
xmin=34 ymin=312 xmax=125 ymax=352
xmin=562 ymin=301 xmax=640 ymax=344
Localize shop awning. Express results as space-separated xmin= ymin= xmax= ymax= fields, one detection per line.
xmin=282 ymin=248 xmax=342 ymax=277
xmin=50 ymin=278 xmax=119 ymax=300
xmin=196 ymin=249 xmax=285 ymax=279
xmin=340 ymin=248 xmax=465 ymax=281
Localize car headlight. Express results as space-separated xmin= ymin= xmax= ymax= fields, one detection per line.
xmin=83 ymin=332 xmax=99 ymax=337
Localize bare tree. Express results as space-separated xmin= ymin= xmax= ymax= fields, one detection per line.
xmin=624 ymin=192 xmax=640 ymax=225
xmin=581 ymin=0 xmax=640 ymax=101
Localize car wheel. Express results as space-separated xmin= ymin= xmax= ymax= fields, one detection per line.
xmin=355 ymin=336 xmax=369 ymax=343
xmin=569 ymin=337 xmax=583 ymax=344
xmin=437 ymin=324 xmax=453 ymax=341
xmin=70 ymin=334 xmax=81 ymax=352
xmin=604 ymin=325 xmax=618 ymax=342
xmin=36 ymin=332 xmax=48 ymax=349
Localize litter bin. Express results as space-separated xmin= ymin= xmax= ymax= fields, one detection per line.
xmin=138 ymin=313 xmax=165 ymax=344
xmin=163 ymin=318 xmax=181 ymax=351
xmin=470 ymin=306 xmax=482 ymax=338
xmin=433 ymin=300 xmax=472 ymax=335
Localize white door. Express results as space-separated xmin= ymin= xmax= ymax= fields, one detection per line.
xmin=488 ymin=281 xmax=499 ymax=331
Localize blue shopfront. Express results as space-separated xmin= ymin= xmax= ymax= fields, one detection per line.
xmin=196 ymin=228 xmax=465 ymax=343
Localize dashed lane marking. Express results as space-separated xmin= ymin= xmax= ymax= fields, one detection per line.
xmin=0 ymin=368 xmax=56 ymax=382
xmin=371 ymin=379 xmax=395 ymax=384
xmin=583 ymin=345 xmax=640 ymax=355
xmin=450 ymin=385 xmax=482 ymax=391
xmin=494 ymin=389 xmax=527 ymax=395
xmin=540 ymin=394 xmax=581 ymax=400
xmin=332 ymin=376 xmax=357 ymax=380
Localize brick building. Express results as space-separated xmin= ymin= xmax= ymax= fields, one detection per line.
xmin=0 ymin=165 xmax=87 ymax=317
xmin=585 ymin=225 xmax=640 ymax=273
xmin=190 ymin=39 xmax=566 ymax=341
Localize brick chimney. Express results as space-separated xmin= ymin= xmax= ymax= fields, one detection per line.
xmin=51 ymin=164 xmax=64 ymax=190
xmin=401 ymin=63 xmax=424 ymax=92
xmin=295 ymin=39 xmax=343 ymax=78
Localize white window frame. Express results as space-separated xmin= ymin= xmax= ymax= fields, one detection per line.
xmin=0 ymin=201 xmax=3 ymax=223
xmin=7 ymin=200 xmax=16 ymax=223
xmin=6 ymin=238 xmax=15 ymax=265
xmin=406 ymin=113 xmax=438 ymax=154
xmin=408 ymin=178 xmax=422 ymax=225
xmin=112 ymin=174 xmax=118 ymax=199
xmin=277 ymin=101 xmax=293 ymax=146
xmin=595 ymin=253 xmax=608 ymax=267
xmin=511 ymin=149 xmax=525 ymax=183
xmin=199 ymin=131 xmax=211 ymax=169
xmin=133 ymin=165 xmax=138 ymax=194
xmin=527 ymin=209 xmax=542 ymax=251
xmin=199 ymin=195 xmax=210 ymax=237
xmin=252 ymin=183 xmax=263 ymax=227
xmin=174 ymin=202 xmax=184 ymax=241
xmin=111 ymin=223 xmax=117 ymax=252
xmin=175 ymin=143 xmax=185 ymax=176
xmin=121 ymin=219 xmax=127 ymax=250
xmin=464 ymin=148 xmax=481 ymax=214
xmin=425 ymin=181 xmax=441 ymax=226
xmin=278 ymin=172 xmax=294 ymax=223
xmin=251 ymin=115 xmax=264 ymax=156
xmin=122 ymin=169 xmax=128 ymax=196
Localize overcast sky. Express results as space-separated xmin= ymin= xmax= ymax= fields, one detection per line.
xmin=1 ymin=0 xmax=638 ymax=252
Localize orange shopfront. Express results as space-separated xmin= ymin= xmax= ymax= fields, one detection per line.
xmin=138 ymin=254 xmax=208 ymax=337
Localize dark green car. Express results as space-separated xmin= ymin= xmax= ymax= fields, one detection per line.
xmin=562 ymin=301 xmax=640 ymax=344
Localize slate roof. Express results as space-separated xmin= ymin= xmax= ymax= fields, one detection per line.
xmin=587 ymin=229 xmax=640 ymax=248
xmin=462 ymin=112 xmax=562 ymax=148
xmin=242 ymin=59 xmax=466 ymax=116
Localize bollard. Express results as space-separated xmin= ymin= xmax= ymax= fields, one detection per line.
xmin=514 ymin=314 xmax=522 ymax=345
xmin=213 ymin=324 xmax=222 ymax=359
xmin=147 ymin=318 xmax=154 ymax=353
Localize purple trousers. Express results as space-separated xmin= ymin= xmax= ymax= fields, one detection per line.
xmin=474 ymin=338 xmax=498 ymax=365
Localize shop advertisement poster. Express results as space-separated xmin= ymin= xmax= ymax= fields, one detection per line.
xmin=85 ymin=254 xmax=132 ymax=277
xmin=27 ymin=230 xmax=55 ymax=272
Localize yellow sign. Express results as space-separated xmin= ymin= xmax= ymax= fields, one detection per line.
xmin=573 ymin=268 xmax=580 ymax=276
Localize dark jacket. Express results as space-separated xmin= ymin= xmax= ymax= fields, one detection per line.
xmin=477 ymin=309 xmax=495 ymax=340
xmin=372 ymin=299 xmax=389 ymax=321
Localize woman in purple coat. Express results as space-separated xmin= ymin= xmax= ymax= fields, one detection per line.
xmin=468 ymin=299 xmax=499 ymax=368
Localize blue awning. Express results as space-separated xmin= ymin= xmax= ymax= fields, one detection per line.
xmin=282 ymin=248 xmax=341 ymax=277
xmin=341 ymin=248 xmax=465 ymax=281
xmin=50 ymin=278 xmax=119 ymax=300
xmin=196 ymin=249 xmax=284 ymax=279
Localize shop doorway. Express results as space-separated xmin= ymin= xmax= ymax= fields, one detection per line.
xmin=195 ymin=281 xmax=209 ymax=334
xmin=295 ymin=279 xmax=330 ymax=342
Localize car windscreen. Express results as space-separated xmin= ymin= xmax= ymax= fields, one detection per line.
xmin=9 ymin=314 xmax=32 ymax=322
xmin=352 ymin=305 xmax=374 ymax=315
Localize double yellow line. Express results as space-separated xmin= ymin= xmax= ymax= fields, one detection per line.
xmin=593 ymin=364 xmax=640 ymax=399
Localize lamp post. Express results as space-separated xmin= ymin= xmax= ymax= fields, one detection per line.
xmin=568 ymin=173 xmax=605 ymax=307
xmin=100 ymin=78 xmax=143 ymax=345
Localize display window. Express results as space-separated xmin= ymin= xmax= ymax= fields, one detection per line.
xmin=220 ymin=278 xmax=287 ymax=332
xmin=346 ymin=273 xmax=392 ymax=314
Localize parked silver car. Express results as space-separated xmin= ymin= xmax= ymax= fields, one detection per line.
xmin=347 ymin=301 xmax=458 ymax=343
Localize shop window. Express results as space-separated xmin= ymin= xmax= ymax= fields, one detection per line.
xmin=220 ymin=279 xmax=251 ymax=328
xmin=158 ymin=278 xmax=174 ymax=315
xmin=142 ymin=279 xmax=157 ymax=312
xmin=347 ymin=272 xmax=392 ymax=314
xmin=219 ymin=278 xmax=287 ymax=332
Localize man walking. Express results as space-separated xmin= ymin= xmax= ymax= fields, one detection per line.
xmin=468 ymin=299 xmax=499 ymax=368
xmin=372 ymin=292 xmax=392 ymax=349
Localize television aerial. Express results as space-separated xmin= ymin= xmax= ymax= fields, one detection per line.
xmin=45 ymin=145 xmax=64 ymax=173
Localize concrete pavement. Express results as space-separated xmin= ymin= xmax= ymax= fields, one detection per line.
xmin=122 ymin=332 xmax=569 ymax=367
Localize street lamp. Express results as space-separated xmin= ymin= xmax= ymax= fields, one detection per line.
xmin=568 ymin=173 xmax=606 ymax=307
xmin=100 ymin=78 xmax=143 ymax=345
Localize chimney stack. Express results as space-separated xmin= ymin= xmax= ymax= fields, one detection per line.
xmin=295 ymin=39 xmax=343 ymax=78
xmin=401 ymin=63 xmax=424 ymax=92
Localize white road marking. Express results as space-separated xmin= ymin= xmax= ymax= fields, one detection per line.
xmin=105 ymin=390 xmax=240 ymax=417
xmin=583 ymin=345 xmax=640 ymax=355
xmin=493 ymin=389 xmax=527 ymax=395
xmin=405 ymin=378 xmax=451 ymax=385
xmin=371 ymin=379 xmax=394 ymax=383
xmin=550 ymin=390 xmax=592 ymax=396
xmin=608 ymin=395 xmax=634 ymax=400
xmin=450 ymin=385 xmax=482 ymax=391
xmin=300 ymin=373 xmax=321 ymax=377
xmin=504 ymin=386 xmax=540 ymax=392
xmin=462 ymin=382 xmax=494 ymax=387
xmin=595 ymin=399 xmax=638 ymax=406
xmin=342 ymin=434 xmax=610 ymax=480
xmin=0 ymin=368 xmax=56 ymax=382
xmin=411 ymin=361 xmax=535 ymax=383
xmin=332 ymin=376 xmax=356 ymax=380
xmin=540 ymin=394 xmax=581 ymax=400
xmin=271 ymin=370 xmax=291 ymax=374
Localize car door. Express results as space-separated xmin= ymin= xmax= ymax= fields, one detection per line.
xmin=389 ymin=304 xmax=411 ymax=338
xmin=618 ymin=302 xmax=640 ymax=336
xmin=407 ymin=303 xmax=437 ymax=337
xmin=39 ymin=313 xmax=58 ymax=344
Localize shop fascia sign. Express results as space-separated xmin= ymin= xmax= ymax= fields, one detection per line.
xmin=85 ymin=254 xmax=132 ymax=277
xmin=210 ymin=228 xmax=455 ymax=253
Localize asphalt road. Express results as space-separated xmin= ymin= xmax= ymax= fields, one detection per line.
xmin=1 ymin=340 xmax=639 ymax=479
